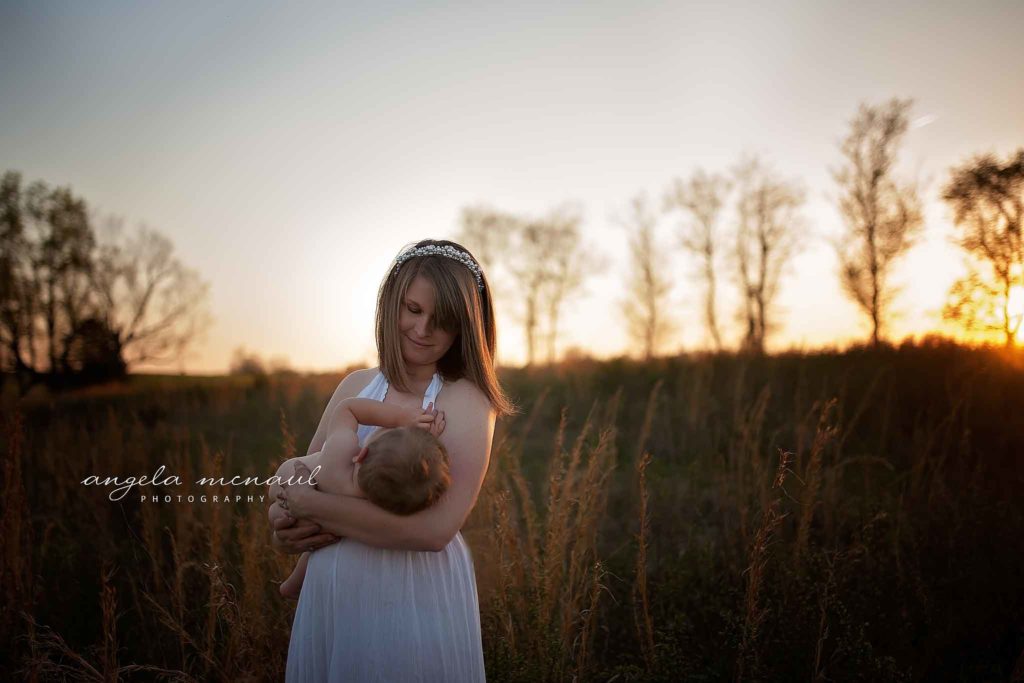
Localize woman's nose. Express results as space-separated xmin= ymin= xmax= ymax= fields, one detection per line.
xmin=414 ymin=318 xmax=432 ymax=337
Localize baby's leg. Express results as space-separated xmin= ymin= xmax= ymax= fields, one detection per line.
xmin=280 ymin=551 xmax=309 ymax=599
xmin=316 ymin=428 xmax=361 ymax=496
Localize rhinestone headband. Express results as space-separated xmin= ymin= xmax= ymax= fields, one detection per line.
xmin=392 ymin=244 xmax=485 ymax=292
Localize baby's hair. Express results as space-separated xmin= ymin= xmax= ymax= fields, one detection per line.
xmin=357 ymin=427 xmax=450 ymax=515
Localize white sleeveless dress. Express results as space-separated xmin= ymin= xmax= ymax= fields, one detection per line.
xmin=286 ymin=370 xmax=486 ymax=682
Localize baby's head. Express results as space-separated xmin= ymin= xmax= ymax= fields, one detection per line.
xmin=357 ymin=427 xmax=450 ymax=515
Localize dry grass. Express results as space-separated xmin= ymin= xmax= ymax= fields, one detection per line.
xmin=3 ymin=342 xmax=1023 ymax=681
xmin=474 ymin=389 xmax=618 ymax=681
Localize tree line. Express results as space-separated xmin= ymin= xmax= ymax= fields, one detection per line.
xmin=0 ymin=172 xmax=211 ymax=392
xmin=456 ymin=98 xmax=1024 ymax=363
xmin=3 ymin=97 xmax=1019 ymax=386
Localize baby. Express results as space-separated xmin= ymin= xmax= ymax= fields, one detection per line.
xmin=278 ymin=396 xmax=450 ymax=599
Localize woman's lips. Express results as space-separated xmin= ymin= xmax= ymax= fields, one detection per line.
xmin=406 ymin=336 xmax=432 ymax=349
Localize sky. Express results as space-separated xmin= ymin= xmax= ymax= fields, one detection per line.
xmin=2 ymin=1 xmax=1022 ymax=373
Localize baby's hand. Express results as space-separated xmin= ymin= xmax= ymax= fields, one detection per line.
xmin=403 ymin=402 xmax=432 ymax=429
xmin=411 ymin=402 xmax=445 ymax=437
xmin=429 ymin=409 xmax=446 ymax=437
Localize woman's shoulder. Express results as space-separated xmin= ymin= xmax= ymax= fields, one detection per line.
xmin=334 ymin=367 xmax=380 ymax=400
xmin=440 ymin=376 xmax=492 ymax=413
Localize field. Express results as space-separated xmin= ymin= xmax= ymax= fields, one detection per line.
xmin=2 ymin=340 xmax=1023 ymax=681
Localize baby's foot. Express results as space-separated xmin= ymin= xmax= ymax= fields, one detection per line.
xmin=279 ymin=576 xmax=302 ymax=600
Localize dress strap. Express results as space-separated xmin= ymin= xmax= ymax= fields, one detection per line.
xmin=376 ymin=370 xmax=443 ymax=408
xmin=357 ymin=370 xmax=388 ymax=400
xmin=422 ymin=372 xmax=444 ymax=409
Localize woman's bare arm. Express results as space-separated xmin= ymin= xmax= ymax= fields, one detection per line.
xmin=281 ymin=380 xmax=494 ymax=552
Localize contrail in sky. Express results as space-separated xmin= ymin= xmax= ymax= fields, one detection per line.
xmin=910 ymin=114 xmax=938 ymax=129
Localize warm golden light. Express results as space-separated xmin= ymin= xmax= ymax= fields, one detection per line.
xmin=1008 ymin=285 xmax=1024 ymax=343
xmin=2 ymin=4 xmax=1022 ymax=373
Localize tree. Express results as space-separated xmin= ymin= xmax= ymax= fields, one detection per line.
xmin=619 ymin=193 xmax=675 ymax=360
xmin=454 ymin=203 xmax=594 ymax=366
xmin=455 ymin=204 xmax=515 ymax=272
xmin=63 ymin=316 xmax=126 ymax=383
xmin=454 ymin=204 xmax=520 ymax=320
xmin=540 ymin=204 xmax=587 ymax=364
xmin=0 ymin=172 xmax=35 ymax=378
xmin=0 ymin=170 xmax=212 ymax=389
xmin=508 ymin=218 xmax=551 ymax=366
xmin=229 ymin=346 xmax=268 ymax=376
xmin=90 ymin=219 xmax=212 ymax=367
xmin=732 ymin=157 xmax=805 ymax=354
xmin=941 ymin=149 xmax=1024 ymax=347
xmin=832 ymin=98 xmax=924 ymax=346
xmin=0 ymin=172 xmax=94 ymax=381
xmin=664 ymin=169 xmax=731 ymax=351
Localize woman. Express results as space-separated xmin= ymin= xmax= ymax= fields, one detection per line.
xmin=269 ymin=238 xmax=514 ymax=682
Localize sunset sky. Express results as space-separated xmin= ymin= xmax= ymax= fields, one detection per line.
xmin=2 ymin=1 xmax=1022 ymax=373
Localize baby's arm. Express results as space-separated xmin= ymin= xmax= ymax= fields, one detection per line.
xmin=328 ymin=397 xmax=427 ymax=433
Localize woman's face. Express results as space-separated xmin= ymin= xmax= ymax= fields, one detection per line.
xmin=398 ymin=275 xmax=457 ymax=366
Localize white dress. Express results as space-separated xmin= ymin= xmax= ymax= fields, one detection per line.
xmin=286 ymin=370 xmax=486 ymax=682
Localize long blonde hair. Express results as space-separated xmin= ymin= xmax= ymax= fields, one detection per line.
xmin=375 ymin=238 xmax=515 ymax=417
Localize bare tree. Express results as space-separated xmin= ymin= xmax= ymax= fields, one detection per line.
xmin=540 ymin=204 xmax=588 ymax=363
xmin=456 ymin=203 xmax=593 ymax=366
xmin=664 ymin=169 xmax=731 ymax=351
xmin=508 ymin=219 xmax=551 ymax=366
xmin=30 ymin=182 xmax=95 ymax=374
xmin=455 ymin=204 xmax=535 ymax=362
xmin=91 ymin=220 xmax=212 ymax=367
xmin=832 ymin=98 xmax=924 ymax=347
xmin=229 ymin=346 xmax=268 ymax=376
xmin=1 ymin=172 xmax=212 ymax=386
xmin=0 ymin=171 xmax=36 ymax=378
xmin=0 ymin=173 xmax=94 ymax=381
xmin=732 ymin=157 xmax=805 ymax=354
xmin=941 ymin=149 xmax=1024 ymax=347
xmin=619 ymin=193 xmax=675 ymax=360
xmin=455 ymin=204 xmax=515 ymax=273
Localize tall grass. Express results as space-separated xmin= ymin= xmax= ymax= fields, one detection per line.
xmin=2 ymin=340 xmax=1023 ymax=680
xmin=476 ymin=391 xmax=618 ymax=681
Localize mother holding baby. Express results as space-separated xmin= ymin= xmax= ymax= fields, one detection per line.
xmin=269 ymin=239 xmax=513 ymax=682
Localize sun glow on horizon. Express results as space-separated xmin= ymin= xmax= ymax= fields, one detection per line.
xmin=1008 ymin=285 xmax=1024 ymax=343
xmin=4 ymin=3 xmax=1022 ymax=375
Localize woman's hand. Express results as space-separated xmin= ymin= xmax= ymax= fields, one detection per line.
xmin=269 ymin=501 xmax=340 ymax=553
xmin=277 ymin=461 xmax=320 ymax=519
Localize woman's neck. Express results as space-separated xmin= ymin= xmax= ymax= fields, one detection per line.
xmin=401 ymin=362 xmax=436 ymax=391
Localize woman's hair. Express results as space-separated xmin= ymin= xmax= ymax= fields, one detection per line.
xmin=375 ymin=238 xmax=515 ymax=417
xmin=358 ymin=427 xmax=450 ymax=516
